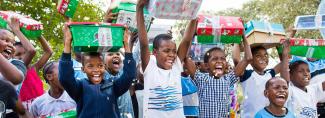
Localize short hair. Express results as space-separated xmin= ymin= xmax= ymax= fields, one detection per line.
xmin=251 ymin=46 xmax=267 ymax=55
xmin=203 ymin=47 xmax=224 ymax=63
xmin=153 ymin=34 xmax=173 ymax=49
xmin=265 ymin=77 xmax=287 ymax=89
xmin=289 ymin=60 xmax=308 ymax=74
xmin=14 ymin=42 xmax=22 ymax=46
xmin=43 ymin=61 xmax=57 ymax=82
xmin=81 ymin=52 xmax=103 ymax=65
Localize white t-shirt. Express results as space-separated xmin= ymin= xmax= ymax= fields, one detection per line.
xmin=30 ymin=91 xmax=76 ymax=117
xmin=143 ymin=55 xmax=185 ymax=118
xmin=240 ymin=69 xmax=276 ymax=118
xmin=286 ymin=83 xmax=325 ymax=118
xmin=136 ymin=90 xmax=144 ymax=118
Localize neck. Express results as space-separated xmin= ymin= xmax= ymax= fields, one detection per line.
xmin=266 ymin=105 xmax=286 ymax=116
xmin=253 ymin=67 xmax=265 ymax=75
xmin=49 ymin=87 xmax=64 ymax=99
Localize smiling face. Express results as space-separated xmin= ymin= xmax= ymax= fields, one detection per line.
xmin=206 ymin=50 xmax=227 ymax=78
xmin=104 ymin=52 xmax=122 ymax=75
xmin=251 ymin=48 xmax=269 ymax=72
xmin=0 ymin=30 xmax=15 ymax=59
xmin=82 ymin=55 xmax=106 ymax=84
xmin=290 ymin=62 xmax=311 ymax=90
xmin=265 ymin=78 xmax=288 ymax=107
xmin=153 ymin=40 xmax=177 ymax=70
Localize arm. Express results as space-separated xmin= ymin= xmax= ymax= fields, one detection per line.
xmin=58 ymin=22 xmax=81 ymax=100
xmin=32 ymin=36 xmax=53 ymax=71
xmin=234 ymin=35 xmax=253 ymax=77
xmin=114 ymin=30 xmax=136 ymax=96
xmin=9 ymin=17 xmax=36 ymax=66
xmin=0 ymin=54 xmax=24 ymax=85
xmin=136 ymin=0 xmax=150 ymax=72
xmin=15 ymin=100 xmax=33 ymax=118
xmin=177 ymin=19 xmax=197 ymax=63
xmin=184 ymin=57 xmax=197 ymax=79
xmin=280 ymin=40 xmax=290 ymax=81
xmin=232 ymin=44 xmax=241 ymax=66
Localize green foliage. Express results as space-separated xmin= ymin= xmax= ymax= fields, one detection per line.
xmin=1 ymin=0 xmax=104 ymax=61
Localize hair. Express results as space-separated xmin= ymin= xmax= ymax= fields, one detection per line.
xmin=265 ymin=77 xmax=287 ymax=89
xmin=81 ymin=52 xmax=103 ymax=65
xmin=203 ymin=47 xmax=224 ymax=63
xmin=153 ymin=34 xmax=173 ymax=49
xmin=289 ymin=60 xmax=308 ymax=74
xmin=251 ymin=46 xmax=267 ymax=55
xmin=14 ymin=42 xmax=22 ymax=46
xmin=43 ymin=61 xmax=57 ymax=82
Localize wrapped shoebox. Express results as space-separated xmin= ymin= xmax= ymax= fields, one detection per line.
xmin=57 ymin=0 xmax=79 ymax=18
xmin=147 ymin=0 xmax=202 ymax=20
xmin=278 ymin=38 xmax=325 ymax=59
xmin=245 ymin=20 xmax=286 ymax=48
xmin=0 ymin=11 xmax=43 ymax=39
xmin=69 ymin=22 xmax=125 ymax=52
xmin=197 ymin=15 xmax=244 ymax=44
xmin=294 ymin=15 xmax=325 ymax=29
xmin=111 ymin=2 xmax=152 ymax=33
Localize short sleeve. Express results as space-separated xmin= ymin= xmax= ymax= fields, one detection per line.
xmin=267 ymin=69 xmax=276 ymax=77
xmin=240 ymin=70 xmax=253 ymax=82
xmin=193 ymin=71 xmax=206 ymax=88
xmin=225 ymin=71 xmax=239 ymax=86
xmin=10 ymin=59 xmax=27 ymax=78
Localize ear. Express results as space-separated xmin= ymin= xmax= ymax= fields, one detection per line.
xmin=46 ymin=74 xmax=53 ymax=81
xmin=153 ymin=49 xmax=158 ymax=56
xmin=82 ymin=66 xmax=85 ymax=72
xmin=264 ymin=89 xmax=268 ymax=97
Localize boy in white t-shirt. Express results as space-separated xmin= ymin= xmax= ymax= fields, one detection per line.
xmin=30 ymin=61 xmax=76 ymax=117
xmin=136 ymin=0 xmax=197 ymax=117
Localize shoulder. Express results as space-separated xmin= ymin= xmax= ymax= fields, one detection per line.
xmin=265 ymin=69 xmax=276 ymax=77
xmin=10 ymin=59 xmax=27 ymax=75
xmin=240 ymin=69 xmax=254 ymax=82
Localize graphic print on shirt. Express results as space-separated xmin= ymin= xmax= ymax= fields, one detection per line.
xmin=148 ymin=85 xmax=183 ymax=111
xmin=298 ymin=107 xmax=317 ymax=118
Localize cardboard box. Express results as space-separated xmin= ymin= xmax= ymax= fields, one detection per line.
xmin=112 ymin=2 xmax=152 ymax=33
xmin=69 ymin=22 xmax=125 ymax=52
xmin=196 ymin=15 xmax=244 ymax=44
xmin=57 ymin=0 xmax=79 ymax=18
xmin=148 ymin=0 xmax=202 ymax=20
xmin=278 ymin=38 xmax=325 ymax=59
xmin=245 ymin=20 xmax=285 ymax=48
xmin=0 ymin=11 xmax=43 ymax=39
xmin=46 ymin=110 xmax=76 ymax=118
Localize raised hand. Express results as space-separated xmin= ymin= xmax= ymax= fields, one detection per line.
xmin=8 ymin=17 xmax=20 ymax=32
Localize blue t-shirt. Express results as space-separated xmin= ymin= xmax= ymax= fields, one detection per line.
xmin=255 ymin=107 xmax=295 ymax=118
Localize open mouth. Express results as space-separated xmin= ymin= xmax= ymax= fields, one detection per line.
xmin=259 ymin=60 xmax=267 ymax=65
xmin=92 ymin=74 xmax=101 ymax=82
xmin=2 ymin=49 xmax=12 ymax=58
xmin=275 ymin=94 xmax=287 ymax=101
xmin=214 ymin=65 xmax=223 ymax=76
xmin=112 ymin=58 xmax=120 ymax=68
xmin=303 ymin=77 xmax=310 ymax=82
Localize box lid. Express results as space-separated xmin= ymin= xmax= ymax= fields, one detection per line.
xmin=68 ymin=22 xmax=125 ymax=27
xmin=294 ymin=15 xmax=325 ymax=30
xmin=197 ymin=15 xmax=244 ymax=35
xmin=245 ymin=20 xmax=285 ymax=36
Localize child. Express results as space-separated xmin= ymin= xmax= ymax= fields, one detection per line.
xmin=30 ymin=61 xmax=76 ymax=117
xmin=184 ymin=35 xmax=253 ymax=117
xmin=103 ymin=51 xmax=135 ymax=118
xmin=254 ymin=77 xmax=295 ymax=118
xmin=14 ymin=35 xmax=53 ymax=110
xmin=232 ymin=43 xmax=287 ymax=118
xmin=58 ymin=21 xmax=136 ymax=118
xmin=136 ymin=0 xmax=198 ymax=117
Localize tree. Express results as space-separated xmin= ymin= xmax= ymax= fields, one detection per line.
xmin=1 ymin=0 xmax=105 ymax=60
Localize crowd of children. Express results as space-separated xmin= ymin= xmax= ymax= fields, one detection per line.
xmin=2 ymin=0 xmax=325 ymax=118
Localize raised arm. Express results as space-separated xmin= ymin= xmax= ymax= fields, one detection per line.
xmin=58 ymin=22 xmax=81 ymax=100
xmin=184 ymin=57 xmax=197 ymax=79
xmin=9 ymin=17 xmax=36 ymax=66
xmin=280 ymin=40 xmax=290 ymax=82
xmin=114 ymin=30 xmax=136 ymax=96
xmin=33 ymin=36 xmax=53 ymax=71
xmin=177 ymin=19 xmax=198 ymax=63
xmin=234 ymin=35 xmax=253 ymax=77
xmin=136 ymin=0 xmax=150 ymax=72
xmin=232 ymin=44 xmax=241 ymax=66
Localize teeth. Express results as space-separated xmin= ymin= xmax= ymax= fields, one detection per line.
xmin=94 ymin=75 xmax=99 ymax=77
xmin=259 ymin=60 xmax=265 ymax=64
